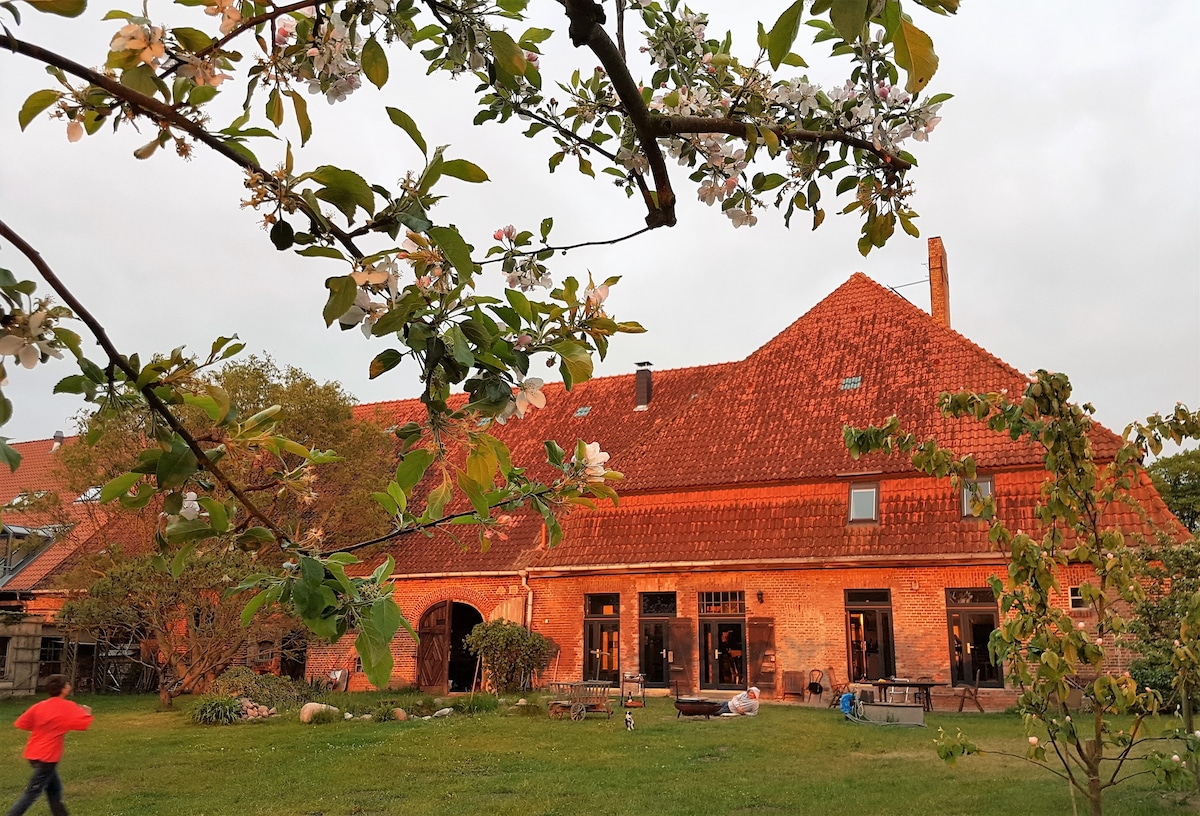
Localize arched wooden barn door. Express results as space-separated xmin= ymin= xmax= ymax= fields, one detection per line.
xmin=416 ymin=601 xmax=450 ymax=692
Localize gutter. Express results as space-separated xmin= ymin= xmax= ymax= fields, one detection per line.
xmin=522 ymin=551 xmax=1010 ymax=577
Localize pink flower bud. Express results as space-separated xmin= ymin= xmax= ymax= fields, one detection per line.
xmin=1028 ymin=736 xmax=1038 ymax=746
xmin=66 ymin=121 xmax=84 ymax=143
xmin=1172 ymin=754 xmax=1181 ymax=763
xmin=493 ymin=229 xmax=505 ymax=241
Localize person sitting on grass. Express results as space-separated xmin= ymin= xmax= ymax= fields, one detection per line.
xmin=716 ymin=686 xmax=760 ymax=716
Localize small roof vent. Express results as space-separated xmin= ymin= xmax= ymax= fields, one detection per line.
xmin=574 ymin=406 xmax=592 ymax=417
xmin=840 ymin=376 xmax=862 ymax=390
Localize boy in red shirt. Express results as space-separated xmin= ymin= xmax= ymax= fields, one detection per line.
xmin=6 ymin=674 xmax=93 ymax=816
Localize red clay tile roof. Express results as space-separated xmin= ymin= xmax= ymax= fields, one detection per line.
xmin=620 ymin=273 xmax=1121 ymax=491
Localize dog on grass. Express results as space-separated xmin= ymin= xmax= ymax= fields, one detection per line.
xmin=625 ymin=710 xmax=635 ymax=731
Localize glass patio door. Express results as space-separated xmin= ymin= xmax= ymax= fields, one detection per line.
xmin=699 ymin=620 xmax=745 ymax=690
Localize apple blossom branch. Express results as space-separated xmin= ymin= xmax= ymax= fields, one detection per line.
xmin=158 ymin=0 xmax=321 ymax=80
xmin=0 ymin=34 xmax=365 ymax=262
xmin=0 ymin=217 xmax=296 ymax=548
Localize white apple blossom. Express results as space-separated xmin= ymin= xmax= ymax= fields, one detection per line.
xmin=110 ymin=23 xmax=166 ymax=66
xmin=573 ymin=441 xmax=610 ymax=482
xmin=179 ymin=492 xmax=202 ymax=521
xmin=514 ymin=376 xmax=546 ymax=417
xmin=0 ymin=311 xmax=63 ymax=370
xmin=205 ymin=0 xmax=242 ymax=36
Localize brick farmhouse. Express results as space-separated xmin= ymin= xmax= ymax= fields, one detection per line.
xmin=1 ymin=239 xmax=1184 ymax=708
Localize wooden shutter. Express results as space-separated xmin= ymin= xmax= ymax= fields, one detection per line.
xmin=746 ymin=617 xmax=776 ymax=692
xmin=667 ymin=617 xmax=694 ymax=696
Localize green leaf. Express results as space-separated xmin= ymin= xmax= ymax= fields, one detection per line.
xmin=428 ymin=225 xmax=475 ymax=276
xmin=892 ymin=17 xmax=938 ymax=93
xmin=163 ymin=518 xmax=214 ymax=544
xmin=440 ymin=159 xmax=489 ymax=184
xmin=199 ymin=497 xmax=228 ymax=532
xmin=157 ymin=438 xmax=198 ymax=490
xmin=240 ymin=588 xmax=274 ymax=627
xmin=394 ymin=448 xmax=434 ymax=492
xmin=297 ymin=246 xmax=345 ymax=260
xmin=120 ymin=64 xmax=159 ymax=98
xmin=369 ymin=349 xmax=403 ymax=379
xmin=285 ymin=90 xmax=312 ymax=146
xmin=25 ymin=0 xmax=86 ymax=17
xmin=170 ymin=541 xmax=197 ymax=578
xmin=171 ymin=26 xmax=214 ymax=52
xmin=489 ymin=29 xmax=527 ymax=76
xmin=425 ymin=474 xmax=451 ymax=520
xmin=767 ymin=1 xmax=805 ymax=71
xmin=551 ymin=340 xmax=593 ymax=389
xmin=311 ymin=165 xmax=375 ymax=223
xmin=0 ymin=439 xmax=22 ymax=473
xmin=100 ymin=471 xmax=141 ymax=503
xmin=457 ymin=472 xmax=489 ymax=517
xmin=236 ymin=527 xmax=275 ymax=549
xmin=385 ymin=106 xmax=427 ymax=156
xmin=270 ymin=219 xmax=294 ymax=251
xmin=355 ymin=596 xmax=403 ymax=688
xmin=322 ymin=275 xmax=358 ymax=327
xmin=829 ymin=0 xmax=869 ymax=41
xmin=505 ymin=288 xmax=531 ymax=322
xmin=18 ymin=89 xmax=61 ymax=131
xmin=361 ymin=36 xmax=389 ymax=89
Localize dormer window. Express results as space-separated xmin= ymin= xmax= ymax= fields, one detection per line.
xmin=6 ymin=491 xmax=49 ymax=510
xmin=74 ymin=486 xmax=102 ymax=503
xmin=960 ymin=477 xmax=994 ymax=518
xmin=848 ymin=483 xmax=879 ymax=523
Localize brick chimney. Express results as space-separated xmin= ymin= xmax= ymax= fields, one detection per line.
xmin=51 ymin=430 xmax=64 ymax=452
xmin=634 ymin=362 xmax=653 ymax=411
xmin=928 ymin=236 xmax=950 ymax=328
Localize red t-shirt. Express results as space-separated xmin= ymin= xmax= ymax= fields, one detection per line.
xmin=13 ymin=696 xmax=93 ymax=762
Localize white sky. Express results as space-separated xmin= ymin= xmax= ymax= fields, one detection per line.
xmin=0 ymin=1 xmax=1197 ymax=449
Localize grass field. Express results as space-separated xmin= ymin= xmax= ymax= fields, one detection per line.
xmin=1 ymin=692 xmax=1196 ymax=816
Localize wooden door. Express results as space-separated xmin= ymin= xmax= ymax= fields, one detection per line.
xmin=667 ymin=617 xmax=694 ymax=695
xmin=416 ymin=601 xmax=450 ymax=692
xmin=746 ymin=617 xmax=776 ymax=692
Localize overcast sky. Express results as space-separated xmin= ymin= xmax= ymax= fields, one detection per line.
xmin=0 ymin=1 xmax=1197 ymax=451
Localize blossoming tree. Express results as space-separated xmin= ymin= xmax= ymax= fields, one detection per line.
xmin=845 ymin=375 xmax=1200 ymax=816
xmin=1 ymin=0 xmax=955 ymax=685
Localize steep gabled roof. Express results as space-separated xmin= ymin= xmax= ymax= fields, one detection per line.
xmin=621 ymin=274 xmax=1120 ymax=491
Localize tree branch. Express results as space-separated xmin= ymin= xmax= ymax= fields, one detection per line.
xmin=562 ymin=0 xmax=676 ymax=228
xmin=159 ymin=0 xmax=320 ymax=79
xmin=1 ymin=34 xmax=364 ymax=260
xmin=512 ymin=102 xmax=620 ymax=162
xmin=476 ymin=225 xmax=652 ymax=265
xmin=648 ymin=115 xmax=914 ymax=171
xmin=0 ymin=218 xmax=295 ymax=547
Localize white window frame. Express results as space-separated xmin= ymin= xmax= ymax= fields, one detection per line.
xmin=961 ymin=476 xmax=995 ymax=518
xmin=848 ymin=483 xmax=879 ymax=523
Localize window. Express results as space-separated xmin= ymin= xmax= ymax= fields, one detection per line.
xmin=845 ymin=590 xmax=894 ymax=682
xmin=584 ymin=594 xmax=619 ymax=684
xmin=38 ymin=636 xmax=64 ymax=679
xmin=848 ymin=483 xmax=879 ymax=522
xmin=0 ymin=636 xmax=9 ymax=678
xmin=73 ymin=486 xmax=102 ymax=503
xmin=253 ymin=640 xmax=276 ymax=666
xmin=7 ymin=490 xmax=49 ymax=509
xmin=840 ymin=375 xmax=862 ymax=390
xmin=640 ymin=593 xmax=677 ymax=616
xmin=698 ymin=591 xmax=745 ymax=616
xmin=573 ymin=406 xmax=592 ymax=417
xmin=946 ymin=588 xmax=1002 ymax=687
xmin=1069 ymin=587 xmax=1087 ymax=610
xmin=961 ymin=477 xmax=994 ymax=517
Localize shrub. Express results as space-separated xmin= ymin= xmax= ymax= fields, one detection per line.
xmin=464 ymin=620 xmax=556 ymax=694
xmin=190 ymin=694 xmax=242 ymax=725
xmin=370 ymin=701 xmax=397 ymax=722
xmin=211 ymin=666 xmax=310 ymax=708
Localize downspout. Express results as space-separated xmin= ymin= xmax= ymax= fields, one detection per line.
xmin=520 ymin=570 xmax=533 ymax=630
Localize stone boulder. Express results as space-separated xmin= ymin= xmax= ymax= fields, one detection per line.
xmin=391 ymin=708 xmax=407 ymax=721
xmin=299 ymin=702 xmax=340 ymax=724
xmin=433 ymin=707 xmax=453 ymax=718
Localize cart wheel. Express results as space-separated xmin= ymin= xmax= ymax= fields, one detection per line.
xmin=570 ymin=703 xmax=586 ymax=721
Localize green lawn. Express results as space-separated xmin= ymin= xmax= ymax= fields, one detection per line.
xmin=0 ymin=693 xmax=1194 ymax=816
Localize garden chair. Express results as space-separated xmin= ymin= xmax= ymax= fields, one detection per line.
xmin=782 ymin=670 xmax=806 ymax=701
xmin=825 ymin=666 xmax=849 ymax=708
xmin=887 ymin=677 xmax=912 ymax=704
xmin=806 ymin=669 xmax=825 ymax=703
xmin=954 ymin=669 xmax=984 ymax=712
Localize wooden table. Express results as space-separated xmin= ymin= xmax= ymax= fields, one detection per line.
xmin=870 ymin=680 xmax=947 ymax=712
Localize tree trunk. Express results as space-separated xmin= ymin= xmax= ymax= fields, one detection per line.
xmin=158 ymin=682 xmax=173 ymax=709
xmin=1086 ymin=776 xmax=1103 ymax=816
xmin=1182 ymin=677 xmax=1194 ymax=736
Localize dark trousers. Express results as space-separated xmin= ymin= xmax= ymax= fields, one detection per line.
xmin=6 ymin=760 xmax=68 ymax=816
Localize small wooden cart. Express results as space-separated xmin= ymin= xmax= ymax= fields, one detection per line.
xmin=548 ymin=681 xmax=614 ymax=721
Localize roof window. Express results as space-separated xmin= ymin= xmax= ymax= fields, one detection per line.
xmin=74 ymin=486 xmax=102 ymax=503
xmin=574 ymin=406 xmax=592 ymax=417
xmin=840 ymin=376 xmax=862 ymax=390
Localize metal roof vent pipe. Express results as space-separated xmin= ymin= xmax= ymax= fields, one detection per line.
xmin=634 ymin=362 xmax=653 ymax=412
